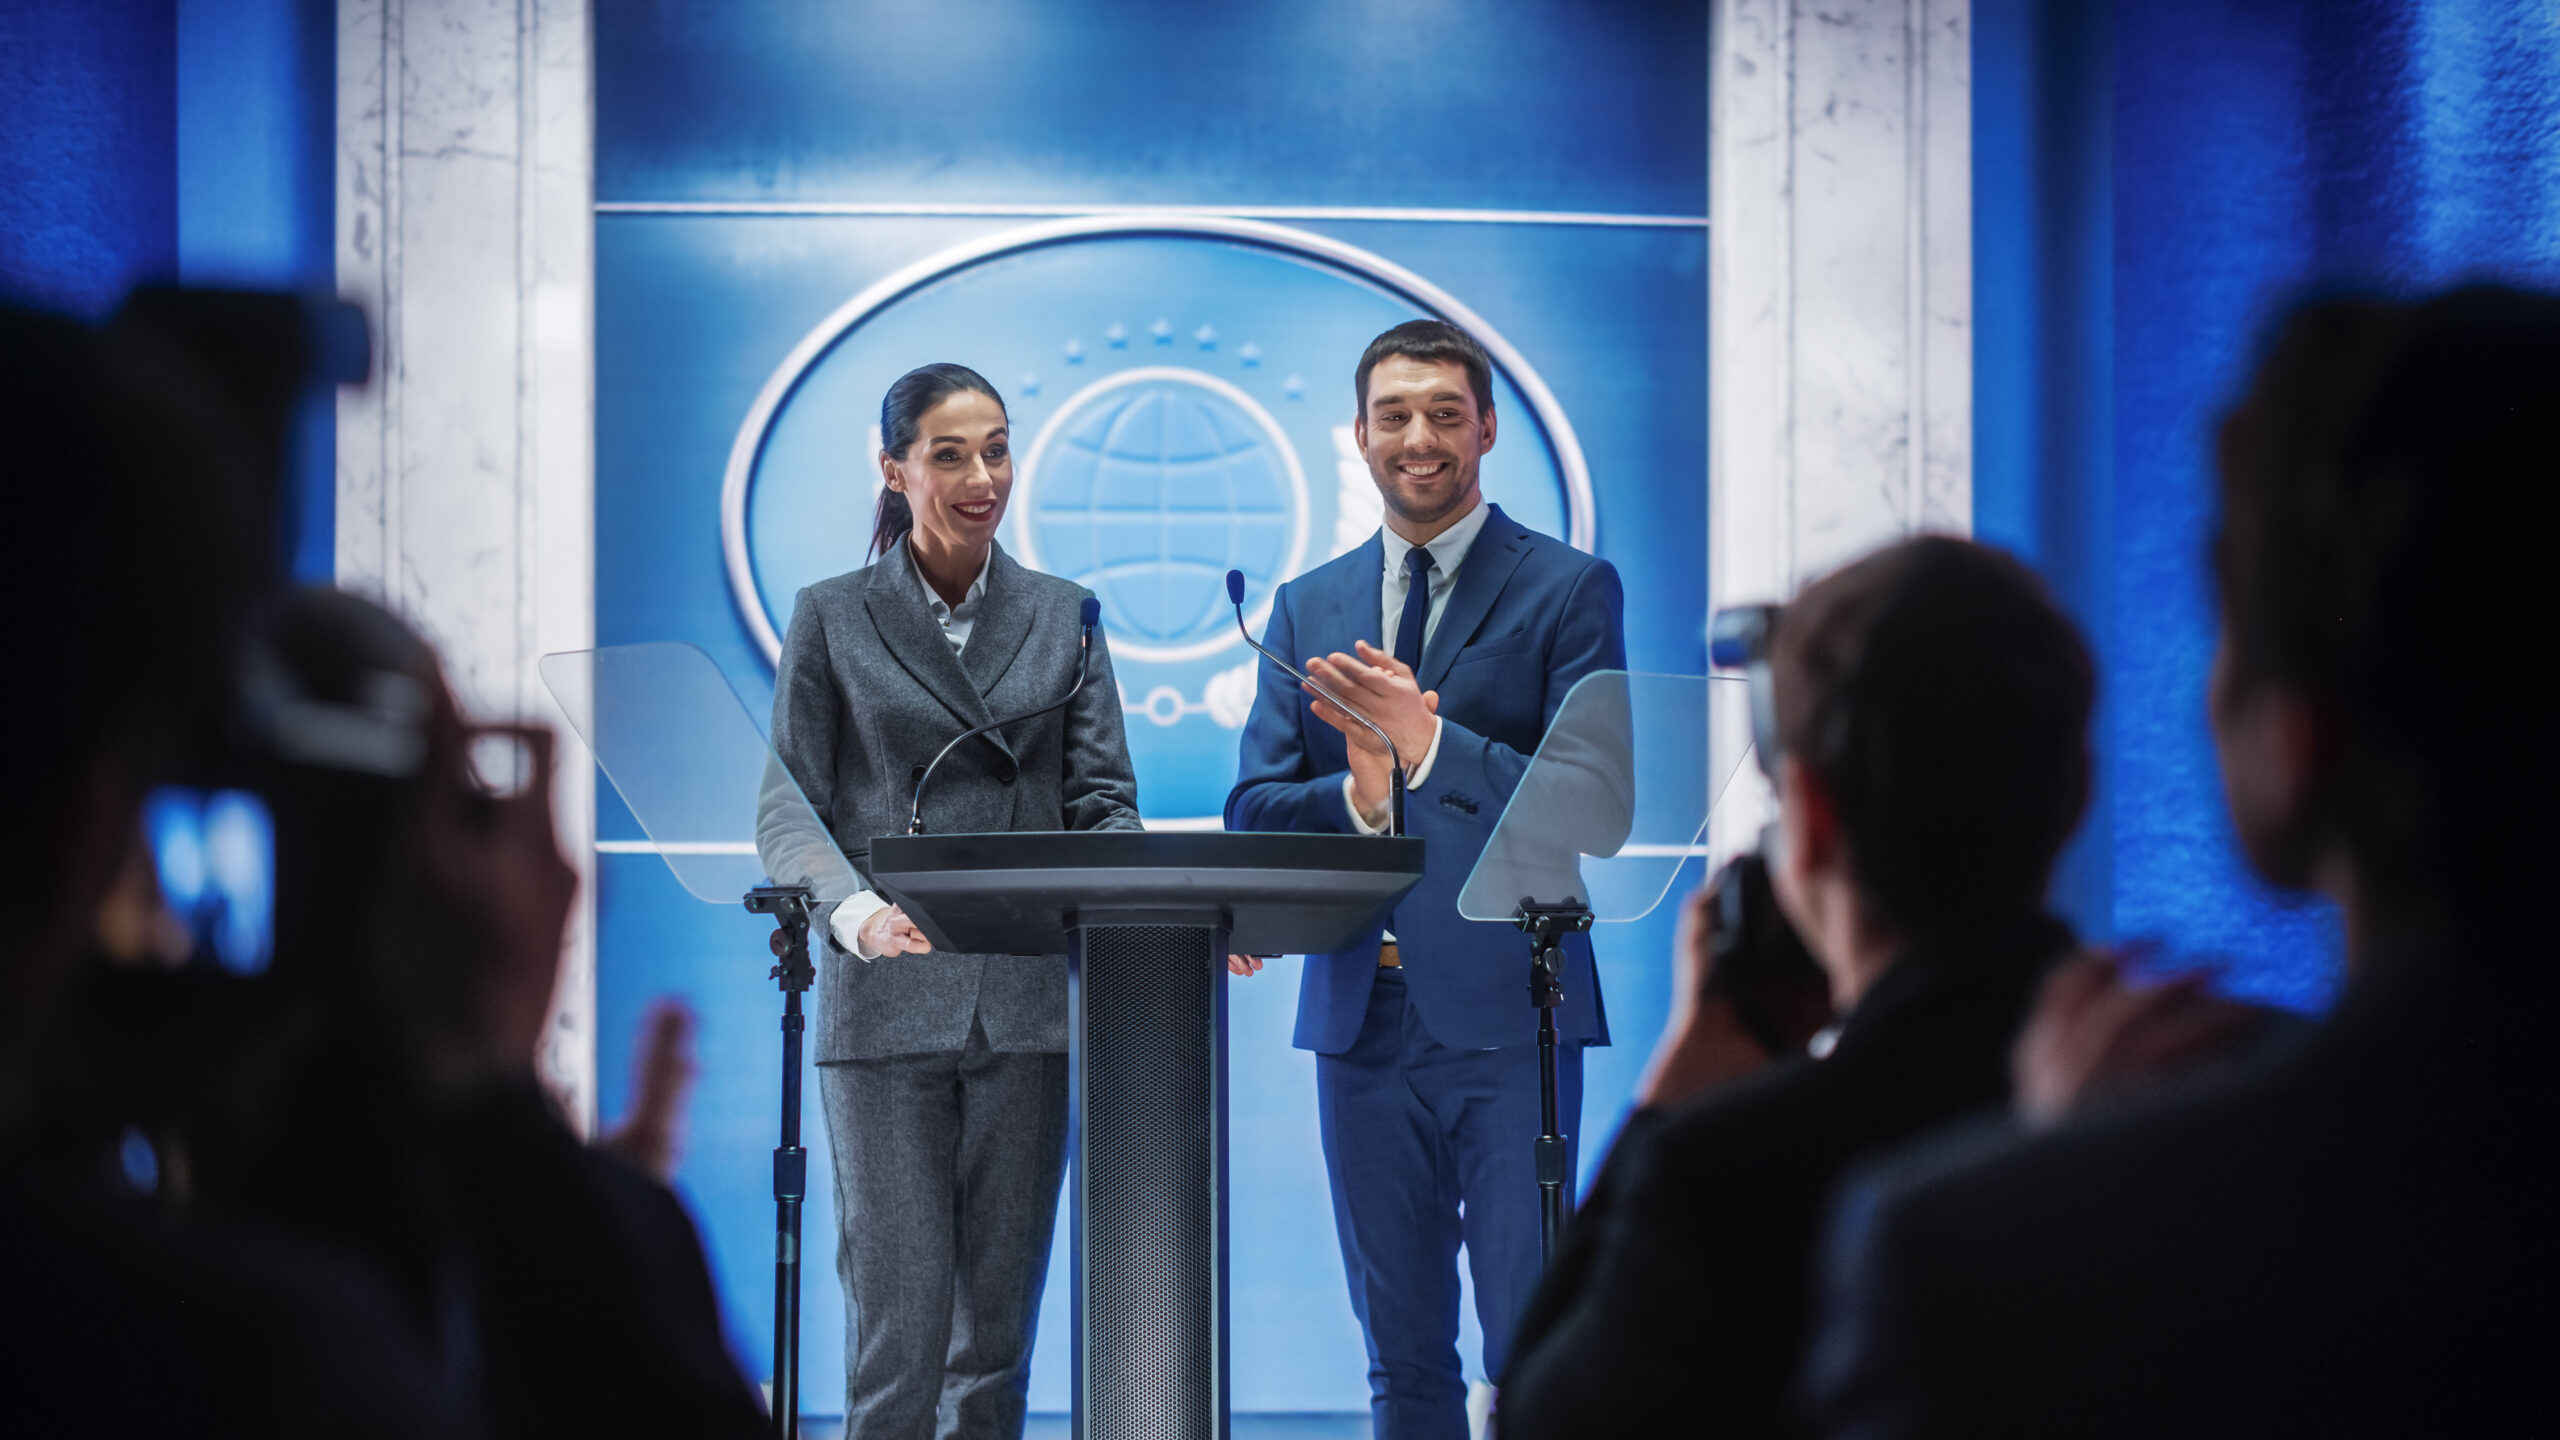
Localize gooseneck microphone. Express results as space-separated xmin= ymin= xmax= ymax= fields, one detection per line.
xmin=908 ymin=596 xmax=1101 ymax=835
xmin=1226 ymin=568 xmax=1407 ymax=838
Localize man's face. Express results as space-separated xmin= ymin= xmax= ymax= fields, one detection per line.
xmin=1355 ymin=355 xmax=1497 ymax=532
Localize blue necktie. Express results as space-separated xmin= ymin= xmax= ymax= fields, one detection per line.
xmin=1394 ymin=545 xmax=1436 ymax=672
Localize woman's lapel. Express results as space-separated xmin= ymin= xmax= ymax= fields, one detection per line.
xmin=960 ymin=544 xmax=1038 ymax=700
xmin=863 ymin=546 xmax=996 ymax=734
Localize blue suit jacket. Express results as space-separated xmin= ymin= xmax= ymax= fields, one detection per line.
xmin=1225 ymin=504 xmax=1627 ymax=1054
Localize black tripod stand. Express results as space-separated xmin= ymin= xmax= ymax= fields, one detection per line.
xmin=1512 ymin=899 xmax=1593 ymax=1266
xmin=744 ymin=884 xmax=816 ymax=1440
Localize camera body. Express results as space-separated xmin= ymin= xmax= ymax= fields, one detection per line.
xmin=94 ymin=289 xmax=374 ymax=985
xmin=1701 ymin=848 xmax=1834 ymax=1057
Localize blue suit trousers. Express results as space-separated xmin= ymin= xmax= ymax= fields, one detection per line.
xmin=1316 ymin=970 xmax=1583 ymax=1440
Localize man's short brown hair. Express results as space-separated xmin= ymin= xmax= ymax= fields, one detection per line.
xmin=1355 ymin=319 xmax=1496 ymax=417
xmin=1773 ymin=535 xmax=2094 ymax=933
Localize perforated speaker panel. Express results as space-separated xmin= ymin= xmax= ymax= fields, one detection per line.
xmin=1071 ymin=923 xmax=1228 ymax=1440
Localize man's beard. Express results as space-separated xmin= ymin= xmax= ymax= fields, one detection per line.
xmin=1376 ymin=460 xmax=1477 ymax=526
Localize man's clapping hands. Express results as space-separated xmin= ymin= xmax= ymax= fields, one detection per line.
xmin=1305 ymin=640 xmax=1441 ymax=825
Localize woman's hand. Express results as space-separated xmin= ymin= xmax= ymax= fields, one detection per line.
xmin=861 ymin=904 xmax=933 ymax=957
xmin=1227 ymin=954 xmax=1265 ymax=977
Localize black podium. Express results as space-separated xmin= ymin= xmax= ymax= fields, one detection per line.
xmin=869 ymin=830 xmax=1424 ymax=1440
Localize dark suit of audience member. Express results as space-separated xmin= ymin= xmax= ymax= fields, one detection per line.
xmin=1500 ymin=537 xmax=2097 ymax=1440
xmin=1803 ymin=288 xmax=2560 ymax=1439
xmin=440 ymin=1077 xmax=771 ymax=1439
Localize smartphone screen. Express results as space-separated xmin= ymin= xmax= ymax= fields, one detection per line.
xmin=141 ymin=786 xmax=276 ymax=977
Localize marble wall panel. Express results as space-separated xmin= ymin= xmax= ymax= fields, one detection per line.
xmin=1707 ymin=0 xmax=1971 ymax=859
xmin=338 ymin=0 xmax=597 ymax=1125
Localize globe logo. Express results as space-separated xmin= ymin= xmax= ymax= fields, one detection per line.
xmin=1016 ymin=367 xmax=1309 ymax=665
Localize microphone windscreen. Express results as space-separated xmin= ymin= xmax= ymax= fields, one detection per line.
xmin=1080 ymin=596 xmax=1101 ymax=630
xmin=1226 ymin=569 xmax=1247 ymax=606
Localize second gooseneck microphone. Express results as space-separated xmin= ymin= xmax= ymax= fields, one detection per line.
xmin=908 ymin=596 xmax=1100 ymax=835
xmin=1227 ymin=568 xmax=1406 ymax=838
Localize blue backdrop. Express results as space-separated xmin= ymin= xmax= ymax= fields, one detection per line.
xmin=0 ymin=0 xmax=337 ymax=581
xmin=592 ymin=0 xmax=1710 ymax=1415
xmin=22 ymin=0 xmax=2551 ymax=1419
xmin=1973 ymin=0 xmax=2560 ymax=1011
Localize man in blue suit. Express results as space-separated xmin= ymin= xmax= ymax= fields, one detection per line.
xmin=1226 ymin=319 xmax=1627 ymax=1440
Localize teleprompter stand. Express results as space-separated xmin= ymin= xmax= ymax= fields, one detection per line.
xmin=540 ymin=642 xmax=875 ymax=1440
xmin=744 ymin=884 xmax=816 ymax=1440
xmin=1513 ymin=900 xmax=1594 ymax=1264
xmin=1460 ymin=671 xmax=1756 ymax=1268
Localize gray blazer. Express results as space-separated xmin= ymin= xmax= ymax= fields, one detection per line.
xmin=760 ymin=542 xmax=1142 ymax=1062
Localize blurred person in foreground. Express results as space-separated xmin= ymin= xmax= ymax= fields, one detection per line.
xmin=0 ymin=300 xmax=461 ymax=1437
xmin=170 ymin=587 xmax=769 ymax=1440
xmin=1497 ymin=534 xmax=2095 ymax=1439
xmin=1803 ymin=286 xmax=2560 ymax=1438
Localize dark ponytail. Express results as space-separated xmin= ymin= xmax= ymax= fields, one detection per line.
xmin=871 ymin=362 xmax=1006 ymax=560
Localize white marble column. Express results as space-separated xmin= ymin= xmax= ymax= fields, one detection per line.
xmin=336 ymin=0 xmax=598 ymax=1126
xmin=1706 ymin=0 xmax=1971 ymax=858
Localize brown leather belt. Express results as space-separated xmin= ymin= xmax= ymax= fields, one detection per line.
xmin=1378 ymin=941 xmax=1402 ymax=969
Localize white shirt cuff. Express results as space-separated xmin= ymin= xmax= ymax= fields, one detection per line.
xmin=1345 ymin=717 xmax=1444 ymax=834
xmin=1346 ymin=772 xmax=1387 ymax=834
xmin=829 ymin=889 xmax=891 ymax=961
xmin=1406 ymin=715 xmax=1445 ymax=790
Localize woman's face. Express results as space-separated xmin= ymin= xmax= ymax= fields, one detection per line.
xmin=881 ymin=389 xmax=1012 ymax=558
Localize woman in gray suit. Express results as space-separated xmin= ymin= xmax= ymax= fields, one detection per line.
xmin=761 ymin=363 xmax=1141 ymax=1439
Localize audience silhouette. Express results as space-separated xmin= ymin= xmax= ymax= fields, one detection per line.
xmin=1803 ymin=286 xmax=2560 ymax=1439
xmin=1500 ymin=535 xmax=2096 ymax=1439
xmin=3 ymin=295 xmax=764 ymax=1438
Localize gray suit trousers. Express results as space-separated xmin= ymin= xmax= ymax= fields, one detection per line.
xmin=819 ymin=1018 xmax=1069 ymax=1440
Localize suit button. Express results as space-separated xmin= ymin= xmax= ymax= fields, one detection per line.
xmin=996 ymin=758 xmax=1018 ymax=785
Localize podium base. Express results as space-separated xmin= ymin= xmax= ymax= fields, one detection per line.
xmin=1070 ymin=918 xmax=1229 ymax=1440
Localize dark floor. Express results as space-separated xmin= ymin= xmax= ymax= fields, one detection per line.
xmin=799 ymin=1417 xmax=1370 ymax=1439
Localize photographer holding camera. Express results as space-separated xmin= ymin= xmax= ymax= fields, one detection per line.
xmin=9 ymin=290 xmax=762 ymax=1438
xmin=0 ymin=302 xmax=469 ymax=1438
xmin=1496 ymin=535 xmax=2094 ymax=1439
xmin=160 ymin=587 xmax=771 ymax=1440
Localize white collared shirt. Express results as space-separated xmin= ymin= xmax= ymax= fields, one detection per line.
xmin=912 ymin=539 xmax=992 ymax=655
xmin=830 ymin=539 xmax=995 ymax=959
xmin=1343 ymin=497 xmax=1490 ymax=836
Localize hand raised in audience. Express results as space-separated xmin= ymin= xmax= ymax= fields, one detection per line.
xmin=599 ymin=999 xmax=700 ymax=1184
xmin=2012 ymin=951 xmax=2269 ymax=1125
